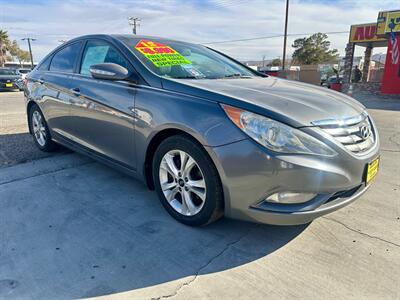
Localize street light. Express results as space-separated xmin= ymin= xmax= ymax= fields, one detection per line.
xmin=21 ymin=37 xmax=36 ymax=69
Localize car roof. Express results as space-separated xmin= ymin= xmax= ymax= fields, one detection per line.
xmin=66 ymin=34 xmax=191 ymax=45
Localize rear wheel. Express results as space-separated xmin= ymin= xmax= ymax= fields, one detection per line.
xmin=29 ymin=105 xmax=58 ymax=152
xmin=153 ymin=135 xmax=223 ymax=226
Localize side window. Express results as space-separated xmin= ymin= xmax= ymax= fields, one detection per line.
xmin=38 ymin=55 xmax=52 ymax=71
xmin=49 ymin=42 xmax=82 ymax=73
xmin=80 ymin=40 xmax=129 ymax=76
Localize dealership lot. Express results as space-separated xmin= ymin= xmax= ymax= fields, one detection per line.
xmin=0 ymin=91 xmax=399 ymax=299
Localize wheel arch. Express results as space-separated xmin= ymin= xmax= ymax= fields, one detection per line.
xmin=143 ymin=128 xmax=224 ymax=207
xmin=144 ymin=128 xmax=196 ymax=190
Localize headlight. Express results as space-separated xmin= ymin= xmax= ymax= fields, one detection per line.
xmin=221 ymin=104 xmax=337 ymax=156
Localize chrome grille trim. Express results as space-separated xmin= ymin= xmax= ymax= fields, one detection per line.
xmin=313 ymin=112 xmax=376 ymax=155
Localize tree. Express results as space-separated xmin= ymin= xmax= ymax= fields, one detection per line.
xmin=8 ymin=40 xmax=20 ymax=62
xmin=0 ymin=30 xmax=11 ymax=67
xmin=269 ymin=58 xmax=282 ymax=67
xmin=9 ymin=40 xmax=30 ymax=67
xmin=292 ymin=33 xmax=339 ymax=65
xmin=17 ymin=49 xmax=31 ymax=67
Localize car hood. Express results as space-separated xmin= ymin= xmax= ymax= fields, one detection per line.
xmin=163 ymin=76 xmax=365 ymax=127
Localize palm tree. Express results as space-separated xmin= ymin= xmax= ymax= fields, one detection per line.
xmin=0 ymin=30 xmax=10 ymax=67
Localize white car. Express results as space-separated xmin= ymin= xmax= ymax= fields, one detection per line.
xmin=17 ymin=68 xmax=31 ymax=79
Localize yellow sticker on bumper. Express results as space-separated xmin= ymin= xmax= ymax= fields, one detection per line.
xmin=366 ymin=157 xmax=379 ymax=184
xmin=135 ymin=40 xmax=191 ymax=67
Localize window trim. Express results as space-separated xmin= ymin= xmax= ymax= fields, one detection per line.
xmin=36 ymin=54 xmax=53 ymax=71
xmin=48 ymin=41 xmax=84 ymax=75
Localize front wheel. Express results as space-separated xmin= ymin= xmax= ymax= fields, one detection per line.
xmin=29 ymin=105 xmax=58 ymax=152
xmin=153 ymin=135 xmax=224 ymax=226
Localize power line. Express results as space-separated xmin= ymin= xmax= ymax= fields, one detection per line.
xmin=282 ymin=0 xmax=289 ymax=70
xmin=128 ymin=17 xmax=141 ymax=35
xmin=202 ymin=31 xmax=349 ymax=45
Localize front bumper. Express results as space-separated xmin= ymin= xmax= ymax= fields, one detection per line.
xmin=208 ymin=137 xmax=380 ymax=225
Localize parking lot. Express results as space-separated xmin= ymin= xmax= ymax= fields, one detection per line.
xmin=0 ymin=91 xmax=399 ymax=299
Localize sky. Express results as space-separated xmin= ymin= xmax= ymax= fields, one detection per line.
xmin=0 ymin=0 xmax=398 ymax=62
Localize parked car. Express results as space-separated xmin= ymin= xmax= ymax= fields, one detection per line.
xmin=326 ymin=75 xmax=343 ymax=88
xmin=0 ymin=68 xmax=22 ymax=91
xmin=25 ymin=35 xmax=380 ymax=226
xmin=17 ymin=68 xmax=31 ymax=79
xmin=15 ymin=78 xmax=25 ymax=91
xmin=260 ymin=66 xmax=280 ymax=77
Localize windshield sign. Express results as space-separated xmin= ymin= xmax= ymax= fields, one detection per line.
xmin=135 ymin=40 xmax=192 ymax=68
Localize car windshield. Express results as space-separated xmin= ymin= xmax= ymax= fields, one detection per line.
xmin=125 ymin=38 xmax=258 ymax=79
xmin=0 ymin=69 xmax=17 ymax=75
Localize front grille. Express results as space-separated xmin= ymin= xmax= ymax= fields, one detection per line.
xmin=312 ymin=112 xmax=376 ymax=155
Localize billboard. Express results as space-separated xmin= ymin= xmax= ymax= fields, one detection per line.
xmin=349 ymin=23 xmax=386 ymax=43
xmin=377 ymin=10 xmax=400 ymax=36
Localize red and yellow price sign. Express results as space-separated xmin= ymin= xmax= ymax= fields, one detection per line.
xmin=135 ymin=40 xmax=191 ymax=67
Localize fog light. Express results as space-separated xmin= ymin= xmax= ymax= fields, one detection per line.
xmin=265 ymin=192 xmax=316 ymax=204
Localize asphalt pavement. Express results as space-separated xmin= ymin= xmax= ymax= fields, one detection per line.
xmin=0 ymin=91 xmax=68 ymax=168
xmin=0 ymin=91 xmax=399 ymax=299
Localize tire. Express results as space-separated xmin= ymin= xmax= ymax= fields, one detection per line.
xmin=29 ymin=105 xmax=58 ymax=152
xmin=153 ymin=134 xmax=224 ymax=226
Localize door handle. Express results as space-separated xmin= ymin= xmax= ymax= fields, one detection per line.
xmin=70 ymin=87 xmax=81 ymax=96
xmin=38 ymin=78 xmax=44 ymax=84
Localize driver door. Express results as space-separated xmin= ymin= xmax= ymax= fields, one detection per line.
xmin=68 ymin=39 xmax=137 ymax=169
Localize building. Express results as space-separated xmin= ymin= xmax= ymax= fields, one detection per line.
xmin=4 ymin=61 xmax=37 ymax=69
xmin=343 ymin=9 xmax=400 ymax=94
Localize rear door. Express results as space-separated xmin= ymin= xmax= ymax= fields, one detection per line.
xmin=37 ymin=41 xmax=83 ymax=139
xmin=68 ymin=39 xmax=137 ymax=169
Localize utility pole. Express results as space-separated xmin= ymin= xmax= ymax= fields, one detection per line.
xmin=282 ymin=0 xmax=289 ymax=70
xmin=21 ymin=37 xmax=36 ymax=69
xmin=128 ymin=17 xmax=141 ymax=34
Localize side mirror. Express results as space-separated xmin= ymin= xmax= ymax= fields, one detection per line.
xmin=89 ymin=63 xmax=129 ymax=81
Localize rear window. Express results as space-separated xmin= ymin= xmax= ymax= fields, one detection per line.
xmin=50 ymin=42 xmax=82 ymax=73
xmin=18 ymin=69 xmax=30 ymax=74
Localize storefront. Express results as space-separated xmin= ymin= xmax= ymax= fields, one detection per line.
xmin=343 ymin=10 xmax=400 ymax=95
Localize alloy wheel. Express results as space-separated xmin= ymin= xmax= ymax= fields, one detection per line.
xmin=159 ymin=150 xmax=206 ymax=216
xmin=32 ymin=111 xmax=46 ymax=147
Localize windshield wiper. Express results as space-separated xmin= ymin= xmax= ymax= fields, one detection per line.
xmin=172 ymin=76 xmax=197 ymax=79
xmin=223 ymin=73 xmax=252 ymax=78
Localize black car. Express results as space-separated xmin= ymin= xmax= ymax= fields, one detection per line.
xmin=0 ymin=68 xmax=22 ymax=91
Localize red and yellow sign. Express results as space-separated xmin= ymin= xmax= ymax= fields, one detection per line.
xmin=135 ymin=40 xmax=191 ymax=67
xmin=349 ymin=23 xmax=386 ymax=43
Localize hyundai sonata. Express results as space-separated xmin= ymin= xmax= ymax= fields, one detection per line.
xmin=25 ymin=35 xmax=380 ymax=226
